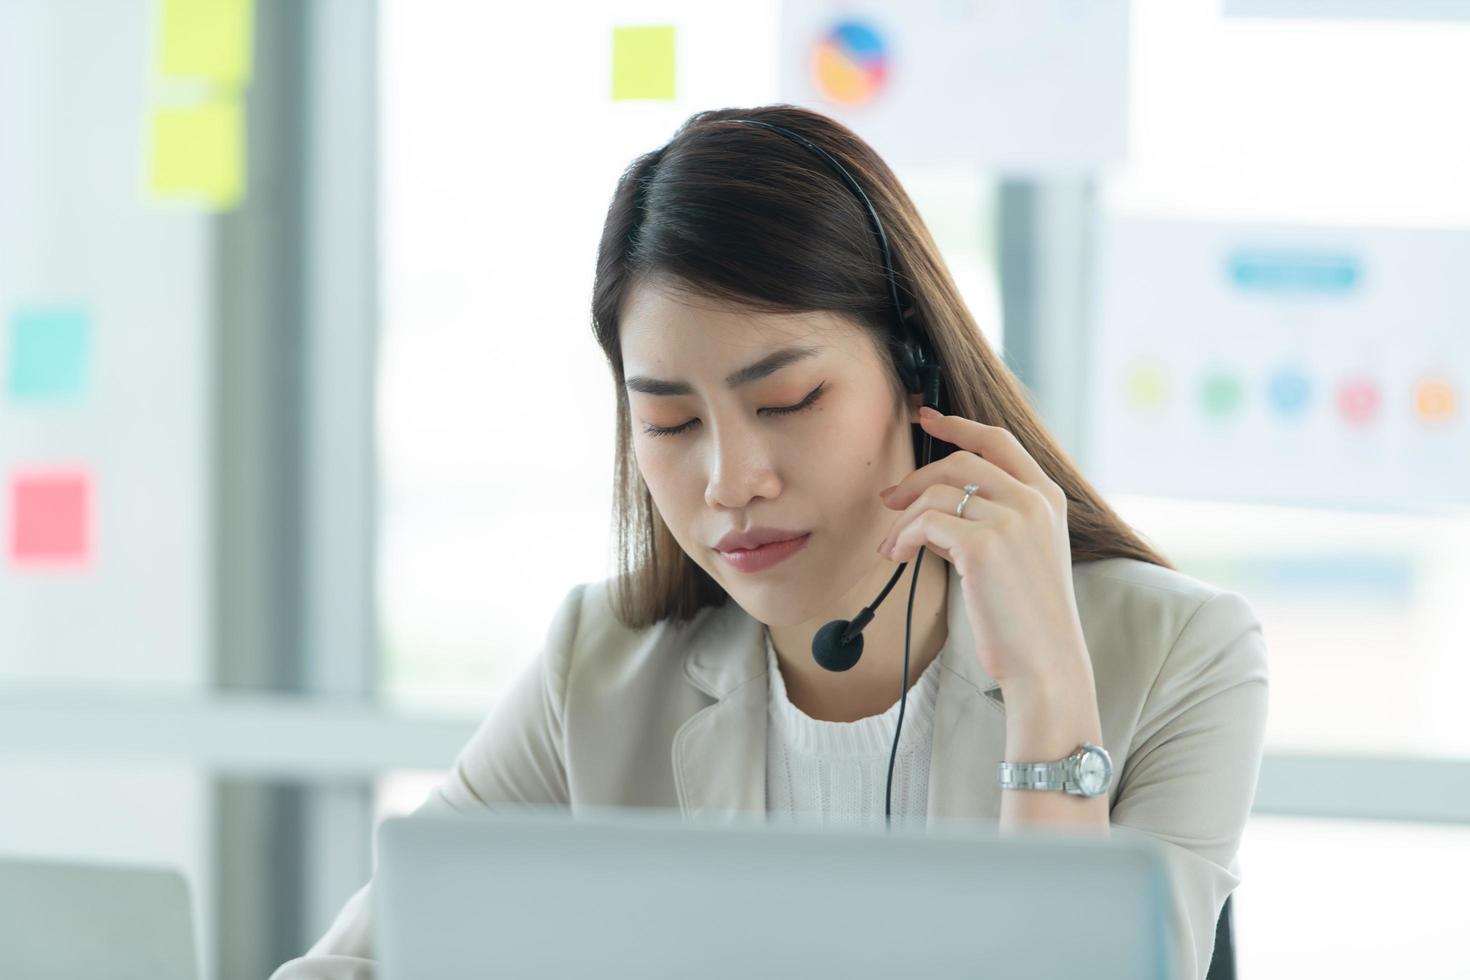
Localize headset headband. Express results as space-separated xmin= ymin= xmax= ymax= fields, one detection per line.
xmin=727 ymin=118 xmax=937 ymax=403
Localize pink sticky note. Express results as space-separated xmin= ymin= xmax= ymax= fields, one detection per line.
xmin=8 ymin=469 xmax=91 ymax=567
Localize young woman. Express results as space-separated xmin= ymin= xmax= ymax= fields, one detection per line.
xmin=273 ymin=105 xmax=1268 ymax=980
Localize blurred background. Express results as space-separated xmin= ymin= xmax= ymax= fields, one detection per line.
xmin=3 ymin=0 xmax=1469 ymax=977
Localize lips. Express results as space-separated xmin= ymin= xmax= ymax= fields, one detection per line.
xmin=714 ymin=527 xmax=810 ymax=552
xmin=715 ymin=532 xmax=811 ymax=573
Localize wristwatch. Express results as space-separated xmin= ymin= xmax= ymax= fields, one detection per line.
xmin=997 ymin=742 xmax=1113 ymax=797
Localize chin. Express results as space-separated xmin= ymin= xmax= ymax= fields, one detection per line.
xmin=717 ymin=576 xmax=813 ymax=628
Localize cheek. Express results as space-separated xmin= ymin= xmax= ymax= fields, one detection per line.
xmin=635 ymin=441 xmax=679 ymax=489
xmin=634 ymin=443 xmax=695 ymax=520
xmin=825 ymin=401 xmax=904 ymax=477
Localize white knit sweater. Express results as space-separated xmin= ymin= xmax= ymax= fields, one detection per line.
xmin=763 ymin=627 xmax=945 ymax=830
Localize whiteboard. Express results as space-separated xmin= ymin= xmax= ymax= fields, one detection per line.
xmin=0 ymin=0 xmax=213 ymax=974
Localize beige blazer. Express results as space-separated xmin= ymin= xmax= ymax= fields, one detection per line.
xmin=270 ymin=556 xmax=1269 ymax=980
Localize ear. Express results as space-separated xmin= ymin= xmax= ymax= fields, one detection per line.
xmin=905 ymin=391 xmax=926 ymax=424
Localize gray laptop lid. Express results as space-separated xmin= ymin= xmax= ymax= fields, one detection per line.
xmin=0 ymin=857 xmax=198 ymax=980
xmin=377 ymin=807 xmax=1174 ymax=979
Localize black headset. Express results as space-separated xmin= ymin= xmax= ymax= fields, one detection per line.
xmin=729 ymin=118 xmax=948 ymax=826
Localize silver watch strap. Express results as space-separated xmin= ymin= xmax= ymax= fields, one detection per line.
xmin=997 ymin=759 xmax=1069 ymax=791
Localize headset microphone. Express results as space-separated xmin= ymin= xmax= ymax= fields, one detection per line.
xmin=729 ymin=118 xmax=947 ymax=826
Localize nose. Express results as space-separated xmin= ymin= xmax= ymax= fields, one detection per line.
xmin=703 ymin=420 xmax=782 ymax=511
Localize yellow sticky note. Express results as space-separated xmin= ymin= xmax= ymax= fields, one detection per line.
xmin=612 ymin=25 xmax=675 ymax=101
xmin=148 ymin=99 xmax=244 ymax=209
xmin=158 ymin=0 xmax=254 ymax=86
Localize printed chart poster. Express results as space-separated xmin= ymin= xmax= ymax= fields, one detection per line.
xmin=1085 ymin=218 xmax=1470 ymax=511
xmin=778 ymin=0 xmax=1129 ymax=174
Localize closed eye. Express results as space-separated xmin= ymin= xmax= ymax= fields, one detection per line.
xmin=641 ymin=382 xmax=827 ymax=439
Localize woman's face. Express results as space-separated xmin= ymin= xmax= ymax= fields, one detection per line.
xmin=619 ymin=280 xmax=921 ymax=626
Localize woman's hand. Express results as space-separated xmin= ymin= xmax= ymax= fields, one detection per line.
xmin=876 ymin=406 xmax=1093 ymax=699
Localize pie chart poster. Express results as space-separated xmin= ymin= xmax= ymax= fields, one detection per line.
xmin=777 ymin=0 xmax=1130 ymax=175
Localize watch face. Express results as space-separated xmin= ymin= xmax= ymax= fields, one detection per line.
xmin=1077 ymin=748 xmax=1111 ymax=795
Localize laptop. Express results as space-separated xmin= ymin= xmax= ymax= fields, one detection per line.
xmin=377 ymin=806 xmax=1175 ymax=979
xmin=0 ymin=857 xmax=198 ymax=980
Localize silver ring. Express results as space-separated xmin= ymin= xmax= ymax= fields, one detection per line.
xmin=955 ymin=483 xmax=980 ymax=518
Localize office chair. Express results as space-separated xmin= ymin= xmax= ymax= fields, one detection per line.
xmin=1205 ymin=895 xmax=1235 ymax=980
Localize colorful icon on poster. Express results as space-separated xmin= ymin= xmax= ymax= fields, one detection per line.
xmin=1266 ymin=366 xmax=1312 ymax=420
xmin=811 ymin=20 xmax=889 ymax=107
xmin=1336 ymin=376 xmax=1381 ymax=428
xmin=1123 ymin=362 xmax=1167 ymax=410
xmin=1412 ymin=376 xmax=1456 ymax=425
xmin=1199 ymin=368 xmax=1245 ymax=420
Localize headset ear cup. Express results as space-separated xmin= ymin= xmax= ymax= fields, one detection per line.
xmin=895 ymin=341 xmax=922 ymax=395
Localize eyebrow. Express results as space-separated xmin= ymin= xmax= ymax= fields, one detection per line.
xmin=624 ymin=345 xmax=824 ymax=396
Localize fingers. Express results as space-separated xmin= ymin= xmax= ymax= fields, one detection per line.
xmin=880 ymin=452 xmax=1030 ymax=511
xmin=879 ymin=487 xmax=1005 ymax=563
xmin=875 ymin=412 xmax=1065 ymax=568
xmin=883 ymin=505 xmax=1003 ymax=567
xmin=916 ymin=409 xmax=1053 ymax=489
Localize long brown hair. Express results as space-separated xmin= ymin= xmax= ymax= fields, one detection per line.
xmin=591 ymin=104 xmax=1171 ymax=629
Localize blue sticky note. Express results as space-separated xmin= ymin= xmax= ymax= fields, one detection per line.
xmin=7 ymin=307 xmax=91 ymax=402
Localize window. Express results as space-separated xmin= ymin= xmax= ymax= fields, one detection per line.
xmin=376 ymin=0 xmax=1001 ymax=711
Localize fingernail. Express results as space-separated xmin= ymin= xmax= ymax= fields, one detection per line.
xmin=879 ymin=485 xmax=896 ymax=498
xmin=919 ymin=406 xmax=941 ymax=419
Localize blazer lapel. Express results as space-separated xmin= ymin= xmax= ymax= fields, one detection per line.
xmin=673 ymin=600 xmax=768 ymax=819
xmin=927 ymin=561 xmax=1009 ymax=827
